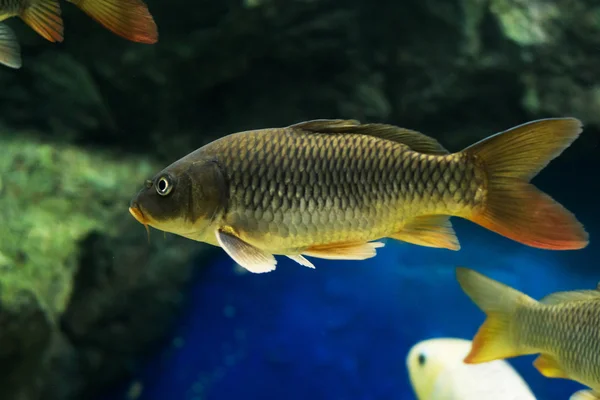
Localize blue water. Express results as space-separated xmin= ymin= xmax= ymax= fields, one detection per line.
xmin=102 ymin=160 xmax=598 ymax=400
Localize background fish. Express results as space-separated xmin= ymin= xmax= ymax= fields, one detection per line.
xmin=0 ymin=22 xmax=21 ymax=68
xmin=129 ymin=118 xmax=589 ymax=273
xmin=406 ymin=337 xmax=536 ymax=400
xmin=0 ymin=0 xmax=157 ymax=48
xmin=456 ymin=267 xmax=600 ymax=400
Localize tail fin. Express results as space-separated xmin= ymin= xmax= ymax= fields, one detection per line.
xmin=68 ymin=0 xmax=158 ymax=44
xmin=462 ymin=118 xmax=588 ymax=250
xmin=455 ymin=267 xmax=536 ymax=364
xmin=0 ymin=24 xmax=22 ymax=69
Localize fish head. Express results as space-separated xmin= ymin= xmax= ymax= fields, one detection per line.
xmin=129 ymin=157 xmax=227 ymax=241
xmin=406 ymin=338 xmax=472 ymax=399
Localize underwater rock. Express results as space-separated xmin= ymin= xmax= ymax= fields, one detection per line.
xmin=0 ymin=129 xmax=210 ymax=399
xmin=0 ymin=0 xmax=597 ymax=160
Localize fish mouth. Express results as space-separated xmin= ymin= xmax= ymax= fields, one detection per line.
xmin=129 ymin=203 xmax=147 ymax=224
xmin=129 ymin=203 xmax=151 ymax=242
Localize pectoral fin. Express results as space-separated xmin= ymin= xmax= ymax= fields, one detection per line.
xmin=533 ymin=354 xmax=569 ymax=379
xmin=570 ymin=390 xmax=600 ymax=400
xmin=302 ymin=241 xmax=384 ymax=260
xmin=216 ymin=229 xmax=277 ymax=273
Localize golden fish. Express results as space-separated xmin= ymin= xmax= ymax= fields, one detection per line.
xmin=129 ymin=118 xmax=588 ymax=273
xmin=0 ymin=22 xmax=20 ymax=69
xmin=0 ymin=0 xmax=157 ymax=47
xmin=456 ymin=267 xmax=600 ymax=400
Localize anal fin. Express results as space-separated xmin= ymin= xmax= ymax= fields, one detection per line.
xmin=216 ymin=229 xmax=277 ymax=274
xmin=302 ymin=241 xmax=384 ymax=260
xmin=287 ymin=255 xmax=315 ymax=269
xmin=390 ymin=215 xmax=460 ymax=250
xmin=533 ymin=354 xmax=569 ymax=379
xmin=20 ymin=0 xmax=63 ymax=42
xmin=570 ymin=390 xmax=600 ymax=400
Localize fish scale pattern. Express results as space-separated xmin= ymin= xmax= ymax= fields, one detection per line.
xmin=202 ymin=127 xmax=484 ymax=252
xmin=519 ymin=302 xmax=600 ymax=389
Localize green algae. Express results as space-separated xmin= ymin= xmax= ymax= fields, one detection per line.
xmin=0 ymin=129 xmax=157 ymax=316
xmin=490 ymin=0 xmax=561 ymax=46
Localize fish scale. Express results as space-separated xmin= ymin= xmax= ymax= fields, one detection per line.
xmin=203 ymin=127 xmax=481 ymax=252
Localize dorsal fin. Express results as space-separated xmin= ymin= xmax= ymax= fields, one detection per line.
xmin=287 ymin=119 xmax=449 ymax=155
xmin=539 ymin=290 xmax=600 ymax=305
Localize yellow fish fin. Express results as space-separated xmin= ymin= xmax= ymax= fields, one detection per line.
xmin=462 ymin=118 xmax=588 ymax=250
xmin=302 ymin=241 xmax=385 ymax=260
xmin=215 ymin=229 xmax=277 ymax=274
xmin=533 ymin=354 xmax=569 ymax=379
xmin=288 ymin=119 xmax=449 ymax=155
xmin=20 ymin=0 xmax=63 ymax=42
xmin=389 ymin=215 xmax=460 ymax=250
xmin=67 ymin=0 xmax=158 ymax=44
xmin=0 ymin=24 xmax=22 ymax=69
xmin=286 ymin=255 xmax=315 ymax=269
xmin=455 ymin=267 xmax=536 ymax=364
xmin=540 ymin=290 xmax=600 ymax=305
xmin=570 ymin=390 xmax=600 ymax=400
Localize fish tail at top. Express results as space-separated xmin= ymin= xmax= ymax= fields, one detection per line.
xmin=67 ymin=0 xmax=158 ymax=44
xmin=461 ymin=118 xmax=589 ymax=250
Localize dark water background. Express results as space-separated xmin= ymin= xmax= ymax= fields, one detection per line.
xmin=99 ymin=136 xmax=599 ymax=399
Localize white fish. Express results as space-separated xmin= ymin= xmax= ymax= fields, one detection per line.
xmin=406 ymin=337 xmax=536 ymax=400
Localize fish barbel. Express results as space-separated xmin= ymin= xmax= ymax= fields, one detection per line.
xmin=456 ymin=267 xmax=600 ymax=400
xmin=129 ymin=118 xmax=588 ymax=273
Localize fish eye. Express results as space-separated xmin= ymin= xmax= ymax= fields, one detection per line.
xmin=156 ymin=176 xmax=173 ymax=196
xmin=418 ymin=353 xmax=426 ymax=366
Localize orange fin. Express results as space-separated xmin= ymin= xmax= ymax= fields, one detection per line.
xmin=533 ymin=354 xmax=569 ymax=379
xmin=20 ymin=0 xmax=64 ymax=42
xmin=68 ymin=0 xmax=158 ymax=43
xmin=0 ymin=24 xmax=22 ymax=69
xmin=455 ymin=267 xmax=536 ymax=363
xmin=462 ymin=118 xmax=588 ymax=250
xmin=390 ymin=215 xmax=460 ymax=250
xmin=302 ymin=241 xmax=385 ymax=260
